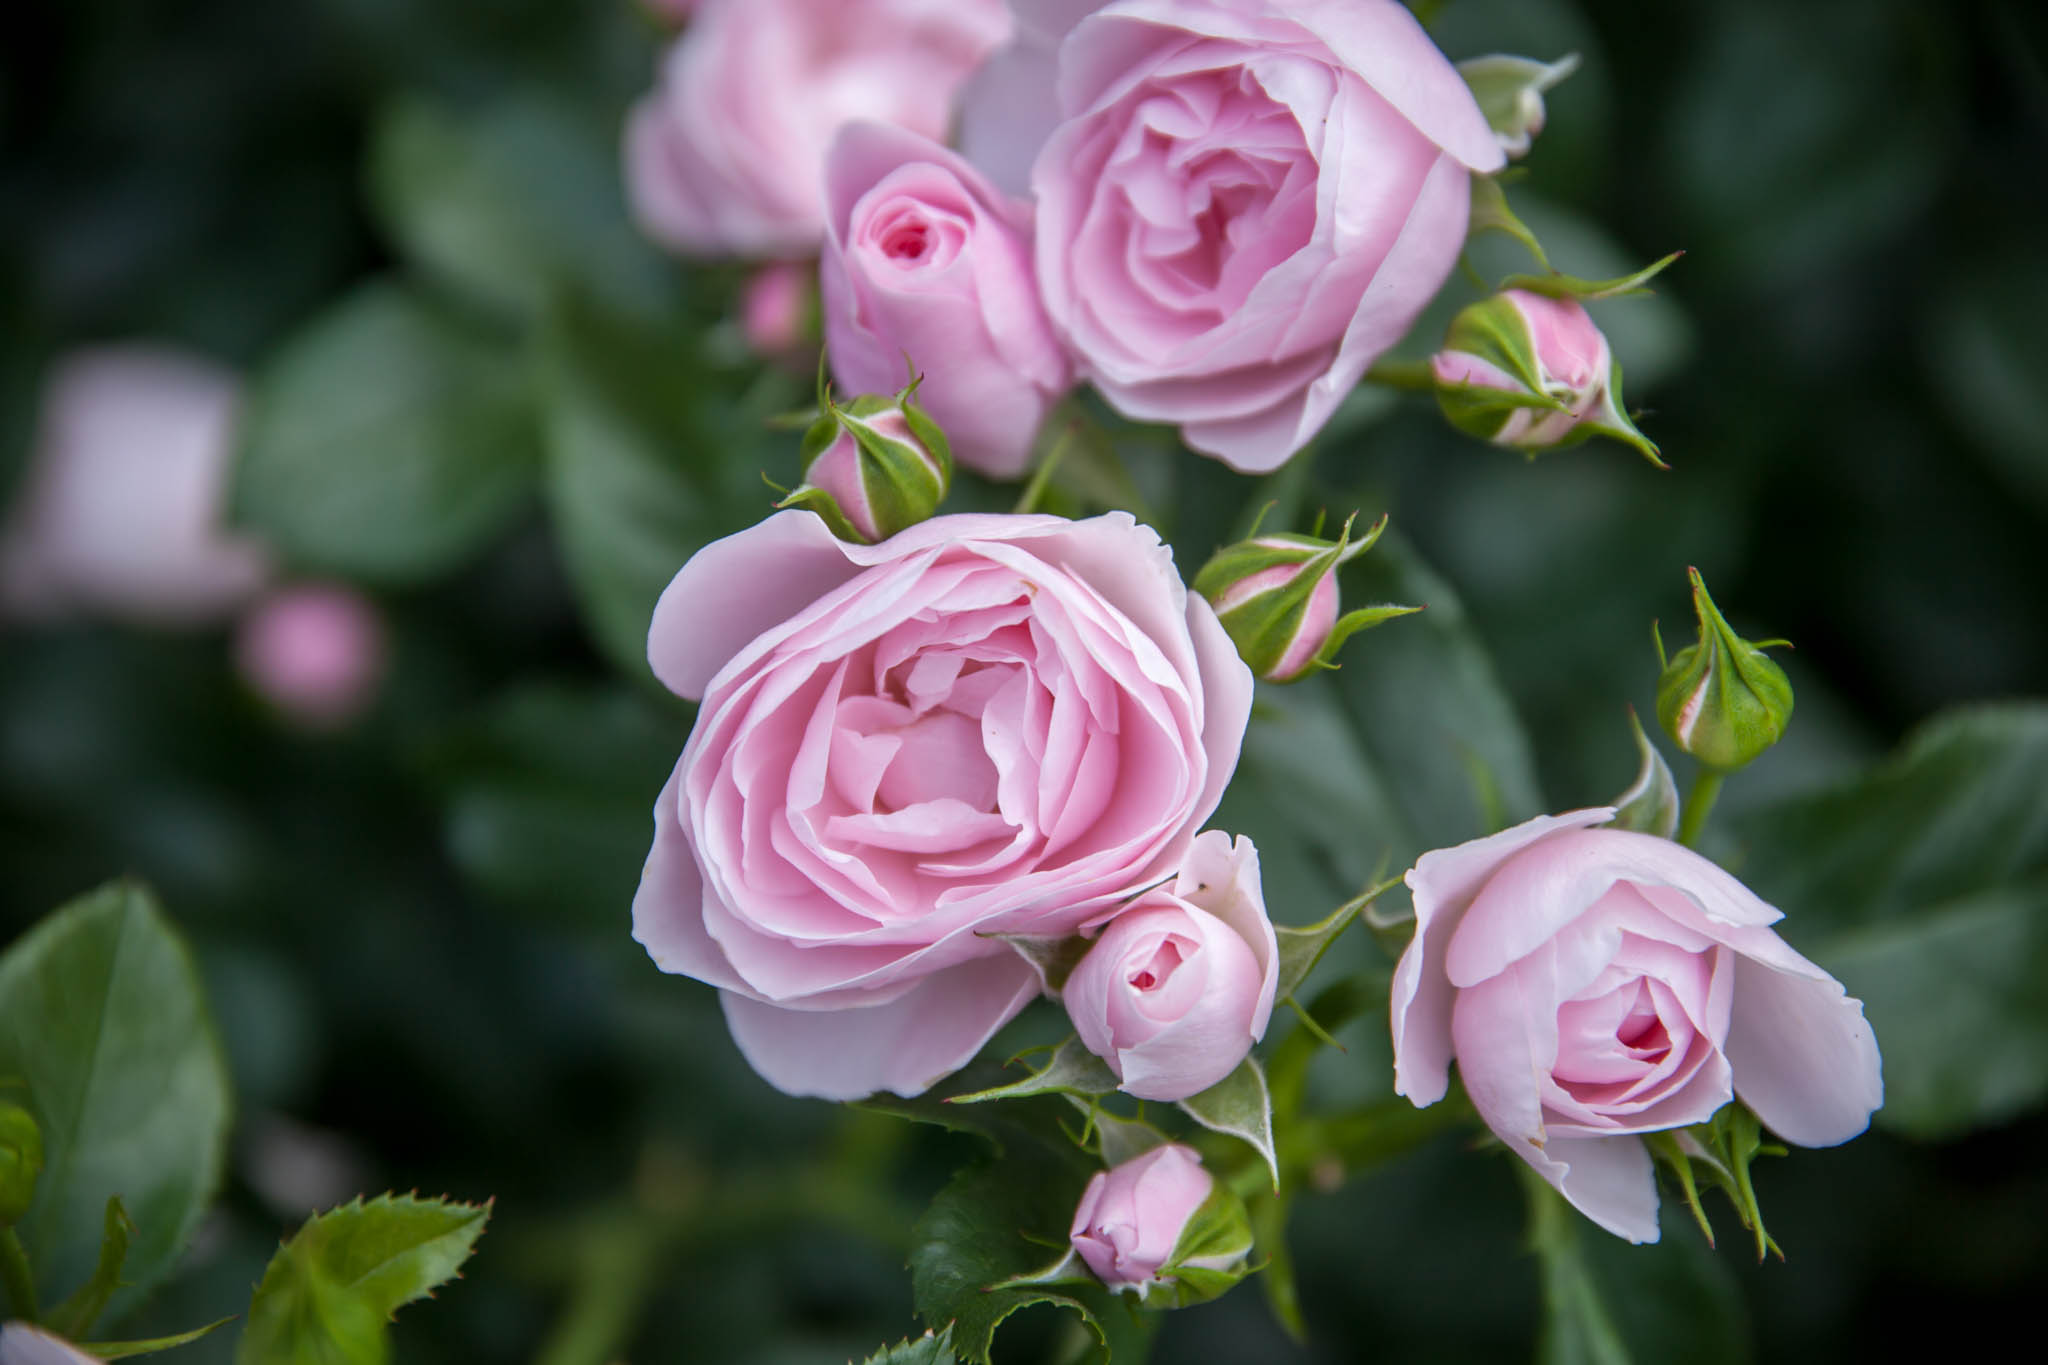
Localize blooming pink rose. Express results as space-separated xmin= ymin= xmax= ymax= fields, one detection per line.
xmin=235 ymin=584 xmax=388 ymax=730
xmin=1064 ymin=830 xmax=1276 ymax=1100
xmin=1069 ymin=1143 xmax=1214 ymax=1289
xmin=822 ymin=122 xmax=1070 ymax=479
xmin=634 ymin=510 xmax=1253 ymax=1099
xmin=1391 ymin=810 xmax=1884 ymax=1243
xmin=625 ymin=0 xmax=1012 ymax=257
xmin=0 ymin=347 xmax=268 ymax=626
xmin=960 ymin=0 xmax=1504 ymax=472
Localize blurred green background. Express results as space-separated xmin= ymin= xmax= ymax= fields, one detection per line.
xmin=2 ymin=0 xmax=2044 ymax=1361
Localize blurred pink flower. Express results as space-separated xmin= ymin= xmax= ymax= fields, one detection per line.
xmin=1 ymin=346 xmax=268 ymax=626
xmin=625 ymin=0 xmax=1012 ymax=258
xmin=740 ymin=260 xmax=814 ymax=356
xmin=235 ymin=584 xmax=387 ymax=730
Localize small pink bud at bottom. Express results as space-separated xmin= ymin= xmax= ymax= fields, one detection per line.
xmin=235 ymin=584 xmax=387 ymax=730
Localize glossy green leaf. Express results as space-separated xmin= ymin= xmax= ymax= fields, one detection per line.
xmin=237 ymin=1194 xmax=490 ymax=1365
xmin=949 ymin=1037 xmax=1120 ymax=1106
xmin=1176 ymin=1059 xmax=1276 ymax=1189
xmin=909 ymin=1149 xmax=1152 ymax=1365
xmin=0 ymin=883 xmax=231 ymax=1316
xmin=1733 ymin=704 xmax=2048 ymax=1139
xmin=855 ymin=1325 xmax=958 ymax=1365
xmin=233 ymin=281 xmax=543 ymax=583
xmin=367 ymin=94 xmax=670 ymax=323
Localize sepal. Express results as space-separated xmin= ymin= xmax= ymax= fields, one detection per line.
xmin=1646 ymin=1103 xmax=1787 ymax=1260
xmin=1608 ymin=708 xmax=1681 ymax=839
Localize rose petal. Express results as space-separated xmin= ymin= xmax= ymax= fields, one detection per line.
xmin=1725 ymin=955 xmax=1884 ymax=1147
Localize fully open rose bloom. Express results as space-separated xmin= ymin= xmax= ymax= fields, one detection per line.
xmin=634 ymin=510 xmax=1252 ymax=1099
xmin=625 ymin=0 xmax=1012 ymax=257
xmin=1391 ymin=809 xmax=1883 ymax=1243
xmin=961 ymin=0 xmax=1505 ymax=472
xmin=1063 ymin=830 xmax=1276 ymax=1100
xmin=821 ymin=122 xmax=1070 ymax=478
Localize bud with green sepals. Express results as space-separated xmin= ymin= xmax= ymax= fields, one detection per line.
xmin=1192 ymin=513 xmax=1417 ymax=683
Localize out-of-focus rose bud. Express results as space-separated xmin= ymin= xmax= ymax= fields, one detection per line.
xmin=0 ymin=347 xmax=269 ymax=626
xmin=235 ymin=584 xmax=388 ymax=731
xmin=1432 ymin=290 xmax=1660 ymax=463
xmin=821 ymin=121 xmax=1069 ymax=479
xmin=624 ymin=0 xmax=1011 ymax=257
xmin=1069 ymin=1144 xmax=1252 ymax=1306
xmin=1655 ymin=568 xmax=1793 ymax=772
xmin=1192 ymin=514 xmax=1416 ymax=684
xmin=777 ymin=387 xmax=951 ymax=544
xmin=0 ymin=1323 xmax=104 ymax=1365
xmin=740 ymin=261 xmax=815 ymax=358
xmin=1458 ymin=54 xmax=1581 ymax=160
xmin=0 ymin=1103 xmax=41 ymax=1227
xmin=1063 ymin=832 xmax=1277 ymax=1101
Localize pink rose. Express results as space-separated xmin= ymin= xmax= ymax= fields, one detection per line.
xmin=235 ymin=584 xmax=389 ymax=730
xmin=961 ymin=0 xmax=1504 ymax=472
xmin=821 ymin=122 xmax=1070 ymax=479
xmin=1069 ymin=1143 xmax=1214 ymax=1290
xmin=1063 ymin=830 xmax=1276 ymax=1100
xmin=739 ymin=261 xmax=814 ymax=357
xmin=633 ymin=510 xmax=1253 ymax=1099
xmin=0 ymin=346 xmax=268 ymax=626
xmin=625 ymin=0 xmax=1012 ymax=257
xmin=1391 ymin=810 xmax=1884 ymax=1243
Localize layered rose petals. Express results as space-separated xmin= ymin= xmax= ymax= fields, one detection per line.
xmin=635 ymin=510 xmax=1252 ymax=1099
xmin=1392 ymin=814 xmax=1883 ymax=1243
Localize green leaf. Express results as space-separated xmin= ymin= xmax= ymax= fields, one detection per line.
xmin=1608 ymin=709 xmax=1680 ymax=839
xmin=238 ymin=1194 xmax=491 ymax=1365
xmin=1732 ymin=704 xmax=2048 ymax=1138
xmin=1520 ymin=1164 xmax=1751 ymax=1365
xmin=1272 ymin=877 xmax=1399 ymax=1003
xmin=855 ymin=1325 xmax=958 ymax=1365
xmin=539 ymin=291 xmax=796 ymax=680
xmin=366 ymin=94 xmax=670 ymax=323
xmin=82 ymin=1317 xmax=235 ymax=1359
xmin=949 ymin=1037 xmax=1120 ymax=1105
xmin=233 ymin=281 xmax=543 ymax=583
xmin=45 ymin=1197 xmax=134 ymax=1340
xmin=0 ymin=883 xmax=232 ymax=1316
xmin=909 ymin=1149 xmax=1152 ymax=1365
xmin=1176 ymin=1059 xmax=1276 ymax=1189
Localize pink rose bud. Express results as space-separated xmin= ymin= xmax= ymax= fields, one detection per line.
xmin=1432 ymin=289 xmax=1660 ymax=462
xmin=777 ymin=386 xmax=951 ymax=544
xmin=1457 ymin=54 xmax=1581 ymax=160
xmin=0 ymin=1324 xmax=104 ymax=1365
xmin=1391 ymin=810 xmax=1883 ymax=1244
xmin=235 ymin=584 xmax=388 ymax=730
xmin=1655 ymin=568 xmax=1794 ymax=772
xmin=1192 ymin=514 xmax=1417 ymax=684
xmin=959 ymin=0 xmax=1504 ymax=472
xmin=821 ymin=121 xmax=1070 ymax=479
xmin=1064 ymin=832 xmax=1278 ymax=1101
xmin=0 ymin=346 xmax=269 ymax=626
xmin=624 ymin=0 xmax=1012 ymax=257
xmin=739 ymin=261 xmax=814 ymax=357
xmin=1069 ymin=1144 xmax=1251 ymax=1305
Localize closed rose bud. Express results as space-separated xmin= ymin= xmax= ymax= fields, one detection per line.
xmin=1457 ymin=54 xmax=1581 ymax=160
xmin=1064 ymin=832 xmax=1278 ymax=1101
xmin=1192 ymin=514 xmax=1417 ymax=684
xmin=235 ymin=584 xmax=389 ymax=731
xmin=0 ymin=1103 xmax=41 ymax=1226
xmin=778 ymin=388 xmax=951 ymax=544
xmin=1069 ymin=1144 xmax=1251 ymax=1305
xmin=1655 ymin=568 xmax=1794 ymax=772
xmin=0 ymin=1324 xmax=105 ymax=1365
xmin=1432 ymin=289 xmax=1659 ymax=463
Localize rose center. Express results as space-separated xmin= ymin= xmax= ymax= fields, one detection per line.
xmin=1127 ymin=938 xmax=1186 ymax=993
xmin=875 ymin=709 xmax=999 ymax=812
xmin=881 ymin=219 xmax=931 ymax=262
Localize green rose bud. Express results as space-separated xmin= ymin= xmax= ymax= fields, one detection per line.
xmin=1655 ymin=568 xmax=1794 ymax=771
xmin=1192 ymin=513 xmax=1417 ymax=683
xmin=0 ymin=1102 xmax=42 ymax=1227
xmin=777 ymin=378 xmax=952 ymax=545
xmin=1457 ymin=53 xmax=1581 ymax=160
